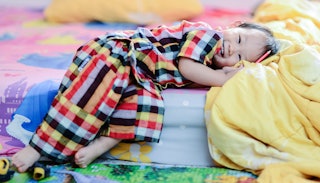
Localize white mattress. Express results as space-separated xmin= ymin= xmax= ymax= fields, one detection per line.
xmin=104 ymin=88 xmax=214 ymax=167
xmin=6 ymin=79 xmax=214 ymax=166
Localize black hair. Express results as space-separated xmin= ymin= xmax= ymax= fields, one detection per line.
xmin=238 ymin=22 xmax=280 ymax=60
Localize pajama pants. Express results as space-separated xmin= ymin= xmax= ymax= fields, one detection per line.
xmin=29 ymin=38 xmax=164 ymax=163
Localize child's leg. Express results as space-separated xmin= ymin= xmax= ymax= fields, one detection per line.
xmin=12 ymin=41 xmax=130 ymax=172
xmin=74 ymin=84 xmax=139 ymax=168
xmin=74 ymin=136 xmax=120 ymax=168
xmin=12 ymin=146 xmax=41 ymax=172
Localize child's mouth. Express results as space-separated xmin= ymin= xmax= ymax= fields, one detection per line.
xmin=220 ymin=41 xmax=225 ymax=57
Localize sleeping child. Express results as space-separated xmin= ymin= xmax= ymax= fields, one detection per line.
xmin=12 ymin=20 xmax=279 ymax=172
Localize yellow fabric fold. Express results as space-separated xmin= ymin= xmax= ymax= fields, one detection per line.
xmin=258 ymin=161 xmax=320 ymax=183
xmin=205 ymin=0 xmax=320 ymax=182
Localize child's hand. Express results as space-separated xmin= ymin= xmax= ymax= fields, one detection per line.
xmin=222 ymin=65 xmax=243 ymax=82
xmin=222 ymin=65 xmax=243 ymax=74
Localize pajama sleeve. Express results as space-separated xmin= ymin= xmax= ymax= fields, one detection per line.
xmin=178 ymin=29 xmax=222 ymax=67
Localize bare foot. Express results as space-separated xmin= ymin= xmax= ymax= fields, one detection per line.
xmin=12 ymin=145 xmax=41 ymax=172
xmin=74 ymin=136 xmax=120 ymax=168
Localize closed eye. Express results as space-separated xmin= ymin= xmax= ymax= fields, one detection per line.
xmin=238 ymin=35 xmax=241 ymax=60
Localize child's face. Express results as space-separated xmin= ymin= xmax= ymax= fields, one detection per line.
xmin=213 ymin=27 xmax=267 ymax=68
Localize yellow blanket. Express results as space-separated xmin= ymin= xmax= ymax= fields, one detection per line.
xmin=205 ymin=0 xmax=320 ymax=182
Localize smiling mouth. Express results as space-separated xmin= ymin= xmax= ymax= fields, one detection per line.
xmin=220 ymin=41 xmax=225 ymax=57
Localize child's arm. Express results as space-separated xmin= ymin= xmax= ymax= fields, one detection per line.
xmin=178 ymin=57 xmax=241 ymax=87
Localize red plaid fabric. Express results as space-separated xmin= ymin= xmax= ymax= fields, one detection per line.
xmin=29 ymin=20 xmax=222 ymax=162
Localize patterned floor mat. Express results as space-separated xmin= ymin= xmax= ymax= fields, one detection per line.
xmin=6 ymin=162 xmax=257 ymax=183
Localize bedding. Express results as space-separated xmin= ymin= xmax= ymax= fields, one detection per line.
xmin=205 ymin=0 xmax=320 ymax=182
xmin=0 ymin=3 xmax=251 ymax=167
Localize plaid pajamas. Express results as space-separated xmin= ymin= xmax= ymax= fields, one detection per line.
xmin=29 ymin=20 xmax=222 ymax=163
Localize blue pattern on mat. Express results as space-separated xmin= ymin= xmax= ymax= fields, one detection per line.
xmin=18 ymin=53 xmax=73 ymax=69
